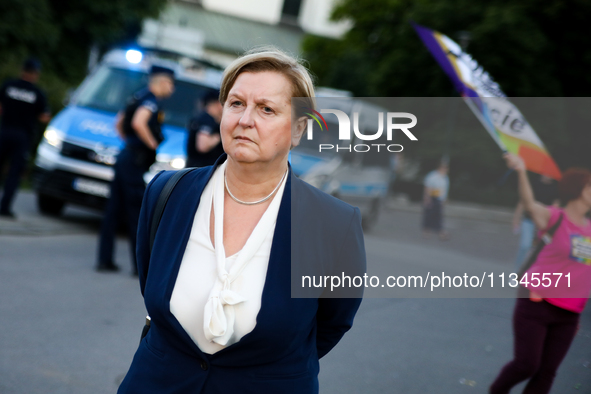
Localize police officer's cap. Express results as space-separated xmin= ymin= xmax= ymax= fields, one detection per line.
xmin=23 ymin=57 xmax=42 ymax=72
xmin=150 ymin=65 xmax=175 ymax=79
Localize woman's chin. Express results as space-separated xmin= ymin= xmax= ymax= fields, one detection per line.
xmin=228 ymin=148 xmax=259 ymax=163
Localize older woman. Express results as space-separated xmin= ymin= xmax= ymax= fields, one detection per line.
xmin=490 ymin=153 xmax=591 ymax=394
xmin=117 ymin=48 xmax=366 ymax=393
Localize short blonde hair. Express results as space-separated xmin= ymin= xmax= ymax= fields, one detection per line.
xmin=219 ymin=47 xmax=315 ymax=115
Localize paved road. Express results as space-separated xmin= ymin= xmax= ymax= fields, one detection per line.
xmin=0 ymin=193 xmax=589 ymax=393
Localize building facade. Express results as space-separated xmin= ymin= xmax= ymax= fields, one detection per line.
xmin=141 ymin=0 xmax=350 ymax=66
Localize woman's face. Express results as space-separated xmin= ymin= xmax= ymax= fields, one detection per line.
xmin=221 ymin=71 xmax=296 ymax=166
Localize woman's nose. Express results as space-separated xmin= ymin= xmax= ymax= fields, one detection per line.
xmin=239 ymin=106 xmax=255 ymax=128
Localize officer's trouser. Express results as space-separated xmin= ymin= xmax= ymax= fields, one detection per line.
xmin=97 ymin=149 xmax=147 ymax=271
xmin=0 ymin=128 xmax=30 ymax=214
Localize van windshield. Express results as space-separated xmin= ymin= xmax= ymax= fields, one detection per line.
xmin=74 ymin=66 xmax=216 ymax=128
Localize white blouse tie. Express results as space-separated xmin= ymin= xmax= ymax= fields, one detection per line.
xmin=203 ymin=160 xmax=286 ymax=345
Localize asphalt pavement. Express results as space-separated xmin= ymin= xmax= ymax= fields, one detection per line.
xmin=0 ymin=192 xmax=589 ymax=393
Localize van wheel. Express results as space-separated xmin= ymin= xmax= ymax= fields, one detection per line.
xmin=37 ymin=194 xmax=65 ymax=216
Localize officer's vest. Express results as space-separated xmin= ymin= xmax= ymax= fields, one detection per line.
xmin=122 ymin=92 xmax=164 ymax=144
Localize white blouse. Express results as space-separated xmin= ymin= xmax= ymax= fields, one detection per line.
xmin=169 ymin=161 xmax=287 ymax=354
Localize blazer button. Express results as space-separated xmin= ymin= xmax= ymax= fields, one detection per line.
xmin=200 ymin=360 xmax=208 ymax=371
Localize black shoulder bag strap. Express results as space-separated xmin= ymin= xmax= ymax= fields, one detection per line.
xmin=517 ymin=212 xmax=564 ymax=278
xmin=140 ymin=167 xmax=195 ymax=344
xmin=149 ymin=167 xmax=196 ymax=253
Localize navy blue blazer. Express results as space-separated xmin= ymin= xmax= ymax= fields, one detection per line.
xmin=118 ymin=155 xmax=366 ymax=394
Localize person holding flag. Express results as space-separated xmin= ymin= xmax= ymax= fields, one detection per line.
xmin=490 ymin=153 xmax=591 ymax=394
xmin=413 ymin=22 xmax=590 ymax=393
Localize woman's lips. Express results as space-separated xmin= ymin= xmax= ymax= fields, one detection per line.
xmin=235 ymin=136 xmax=253 ymax=142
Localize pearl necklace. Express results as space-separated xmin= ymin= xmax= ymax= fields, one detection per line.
xmin=224 ymin=168 xmax=288 ymax=205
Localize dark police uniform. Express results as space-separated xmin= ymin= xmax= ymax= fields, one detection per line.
xmin=97 ymin=87 xmax=165 ymax=272
xmin=185 ymin=111 xmax=223 ymax=168
xmin=0 ymin=78 xmax=48 ymax=216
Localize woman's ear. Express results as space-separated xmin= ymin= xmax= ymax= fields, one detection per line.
xmin=291 ymin=116 xmax=308 ymax=148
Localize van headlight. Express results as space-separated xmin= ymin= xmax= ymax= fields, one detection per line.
xmin=145 ymin=155 xmax=187 ymax=184
xmin=150 ymin=155 xmax=187 ymax=172
xmin=43 ymin=127 xmax=64 ymax=150
xmin=170 ymin=157 xmax=186 ymax=169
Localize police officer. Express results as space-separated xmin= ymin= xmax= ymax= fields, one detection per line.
xmin=0 ymin=58 xmax=51 ymax=219
xmin=96 ymin=65 xmax=175 ymax=273
xmin=185 ymin=90 xmax=223 ymax=168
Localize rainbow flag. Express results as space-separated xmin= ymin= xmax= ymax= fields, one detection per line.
xmin=412 ymin=22 xmax=562 ymax=180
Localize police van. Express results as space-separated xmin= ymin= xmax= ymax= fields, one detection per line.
xmin=33 ymin=48 xmax=222 ymax=215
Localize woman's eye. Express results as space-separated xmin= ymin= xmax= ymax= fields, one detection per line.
xmin=262 ymin=106 xmax=274 ymax=114
xmin=230 ymin=101 xmax=242 ymax=107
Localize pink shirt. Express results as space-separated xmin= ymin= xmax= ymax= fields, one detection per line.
xmin=526 ymin=207 xmax=591 ymax=313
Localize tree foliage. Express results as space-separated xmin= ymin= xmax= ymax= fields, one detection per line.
xmin=302 ymin=0 xmax=591 ymax=205
xmin=0 ymin=0 xmax=166 ymax=112
xmin=303 ymin=0 xmax=591 ymax=97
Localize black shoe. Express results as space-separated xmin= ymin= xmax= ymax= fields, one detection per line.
xmin=0 ymin=211 xmax=16 ymax=220
xmin=96 ymin=262 xmax=120 ymax=272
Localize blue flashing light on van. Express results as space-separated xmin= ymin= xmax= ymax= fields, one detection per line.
xmin=125 ymin=49 xmax=143 ymax=64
